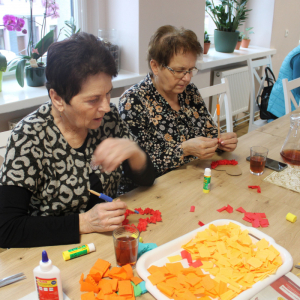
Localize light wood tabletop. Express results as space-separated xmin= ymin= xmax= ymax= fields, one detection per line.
xmin=1 ymin=111 xmax=300 ymax=300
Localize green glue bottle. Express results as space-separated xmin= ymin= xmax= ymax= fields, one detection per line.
xmin=203 ymin=168 xmax=211 ymax=193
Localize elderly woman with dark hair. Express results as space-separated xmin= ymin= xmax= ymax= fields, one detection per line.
xmin=119 ymin=25 xmax=238 ymax=180
xmin=0 ymin=32 xmax=155 ymax=248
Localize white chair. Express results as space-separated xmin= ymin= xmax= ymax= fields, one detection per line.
xmin=199 ymin=77 xmax=233 ymax=132
xmin=282 ymin=77 xmax=300 ymax=114
xmin=247 ymin=55 xmax=273 ymax=132
xmin=110 ymin=97 xmax=120 ymax=107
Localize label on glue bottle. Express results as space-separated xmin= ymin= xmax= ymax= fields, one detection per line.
xmin=36 ymin=277 xmax=60 ymax=300
xmin=203 ymin=168 xmax=211 ymax=193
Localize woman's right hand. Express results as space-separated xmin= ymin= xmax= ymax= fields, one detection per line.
xmin=79 ymin=199 xmax=127 ymax=234
xmin=182 ymin=137 xmax=218 ymax=159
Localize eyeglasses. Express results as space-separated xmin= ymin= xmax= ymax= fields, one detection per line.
xmin=163 ymin=65 xmax=198 ymax=79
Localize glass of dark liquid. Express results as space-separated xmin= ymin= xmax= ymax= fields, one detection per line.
xmin=280 ymin=113 xmax=300 ymax=168
xmin=113 ymin=225 xmax=139 ymax=268
xmin=250 ymin=146 xmax=269 ymax=175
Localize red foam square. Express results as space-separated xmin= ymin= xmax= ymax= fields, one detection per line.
xmin=236 ymin=207 xmax=246 ymax=213
xmin=257 ymin=186 xmax=261 ymax=193
xmin=243 ymin=216 xmax=252 ymax=223
xmin=190 ymin=260 xmax=203 ymax=268
xmin=226 ymin=205 xmax=233 ymax=213
xmin=198 ymin=221 xmax=205 ymax=227
xmin=217 ymin=206 xmax=227 ymax=212
xmin=190 ymin=206 xmax=195 ymax=212
xmin=252 ymin=219 xmax=260 ymax=228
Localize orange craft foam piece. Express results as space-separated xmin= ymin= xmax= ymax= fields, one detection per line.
xmin=122 ymin=264 xmax=134 ymax=280
xmin=130 ymin=276 xmax=143 ymax=285
xmin=81 ymin=291 xmax=97 ymax=300
xmin=118 ymin=280 xmax=134 ymax=297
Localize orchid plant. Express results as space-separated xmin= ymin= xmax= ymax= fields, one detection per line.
xmin=3 ymin=0 xmax=60 ymax=87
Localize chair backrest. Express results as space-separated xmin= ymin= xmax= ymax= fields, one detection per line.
xmin=247 ymin=55 xmax=273 ymax=132
xmin=282 ymin=77 xmax=300 ymax=114
xmin=198 ymin=77 xmax=233 ymax=132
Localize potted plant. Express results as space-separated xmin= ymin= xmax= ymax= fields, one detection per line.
xmin=205 ymin=0 xmax=252 ymax=53
xmin=204 ymin=31 xmax=211 ymax=54
xmin=241 ymin=27 xmax=254 ymax=48
xmin=0 ymin=52 xmax=7 ymax=92
xmin=8 ymin=0 xmax=59 ymax=87
xmin=235 ymin=33 xmax=243 ymax=50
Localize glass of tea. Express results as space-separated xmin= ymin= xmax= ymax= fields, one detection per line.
xmin=250 ymin=146 xmax=269 ymax=175
xmin=113 ymin=225 xmax=140 ymax=268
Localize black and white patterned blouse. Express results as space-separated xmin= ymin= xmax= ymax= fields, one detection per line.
xmin=0 ymin=101 xmax=132 ymax=217
xmin=119 ymin=74 xmax=218 ymax=176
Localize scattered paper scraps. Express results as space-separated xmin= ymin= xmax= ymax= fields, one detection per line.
xmin=147 ymin=223 xmax=282 ymax=300
xmin=80 ymin=258 xmax=146 ymax=299
xmin=122 ymin=208 xmax=162 ymax=232
xmin=190 ymin=206 xmax=195 ymax=212
xmin=248 ymin=185 xmax=261 ymax=193
xmin=211 ymin=159 xmax=238 ymax=169
xmin=217 ymin=205 xmax=269 ymax=228
xmin=198 ymin=221 xmax=205 ymax=227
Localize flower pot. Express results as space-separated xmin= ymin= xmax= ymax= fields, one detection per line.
xmin=203 ymin=43 xmax=211 ymax=54
xmin=214 ymin=30 xmax=239 ymax=53
xmin=241 ymin=39 xmax=251 ymax=48
xmin=235 ymin=41 xmax=242 ymax=50
xmin=25 ymin=66 xmax=46 ymax=87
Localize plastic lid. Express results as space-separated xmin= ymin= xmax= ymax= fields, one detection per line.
xmin=87 ymin=243 xmax=96 ymax=252
xmin=204 ymin=168 xmax=211 ymax=176
xmin=42 ymin=250 xmax=49 ymax=263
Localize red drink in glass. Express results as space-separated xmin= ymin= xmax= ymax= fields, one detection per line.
xmin=250 ymin=156 xmax=266 ymax=175
xmin=114 ymin=236 xmax=138 ymax=267
xmin=280 ymin=149 xmax=300 ymax=166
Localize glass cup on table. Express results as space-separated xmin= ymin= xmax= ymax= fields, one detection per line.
xmin=113 ymin=225 xmax=139 ymax=268
xmin=250 ymin=146 xmax=269 ymax=175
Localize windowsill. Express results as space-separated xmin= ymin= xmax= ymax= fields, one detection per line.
xmin=0 ymin=70 xmax=146 ymax=115
xmin=197 ymin=45 xmax=277 ymax=70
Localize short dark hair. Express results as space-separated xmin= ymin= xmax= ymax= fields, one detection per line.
xmin=46 ymin=32 xmax=117 ymax=104
xmin=147 ymin=25 xmax=203 ymax=74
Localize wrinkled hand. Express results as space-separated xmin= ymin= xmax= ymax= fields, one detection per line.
xmin=218 ymin=132 xmax=238 ymax=152
xmin=182 ymin=137 xmax=218 ymax=159
xmin=79 ymin=199 xmax=127 ymax=234
xmin=92 ymin=138 xmax=146 ymax=173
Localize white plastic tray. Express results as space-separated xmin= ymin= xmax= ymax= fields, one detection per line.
xmin=136 ymin=219 xmax=293 ymax=300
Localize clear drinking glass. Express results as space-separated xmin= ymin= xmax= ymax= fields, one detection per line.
xmin=113 ymin=225 xmax=139 ymax=268
xmin=250 ymin=146 xmax=269 ymax=175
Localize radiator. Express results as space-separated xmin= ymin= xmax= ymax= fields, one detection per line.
xmin=212 ymin=66 xmax=250 ymax=122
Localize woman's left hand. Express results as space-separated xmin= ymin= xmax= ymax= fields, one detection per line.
xmin=92 ymin=138 xmax=147 ymax=173
xmin=218 ymin=132 xmax=238 ymax=152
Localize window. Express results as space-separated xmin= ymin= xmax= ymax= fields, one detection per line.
xmin=0 ymin=0 xmax=74 ymax=57
xmin=205 ymin=0 xmax=221 ymax=44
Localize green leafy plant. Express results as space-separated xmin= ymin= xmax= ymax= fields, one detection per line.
xmin=0 ymin=53 xmax=7 ymax=73
xmin=238 ymin=32 xmax=243 ymax=42
xmin=8 ymin=0 xmax=58 ymax=87
xmin=204 ymin=31 xmax=211 ymax=43
xmin=240 ymin=27 xmax=254 ymax=40
xmin=205 ymin=0 xmax=252 ymax=32
xmin=64 ymin=17 xmax=80 ymax=38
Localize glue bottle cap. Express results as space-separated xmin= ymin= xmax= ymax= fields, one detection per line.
xmin=204 ymin=168 xmax=211 ymax=176
xmin=87 ymin=243 xmax=96 ymax=252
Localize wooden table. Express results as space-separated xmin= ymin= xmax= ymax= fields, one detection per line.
xmin=1 ymin=111 xmax=300 ymax=300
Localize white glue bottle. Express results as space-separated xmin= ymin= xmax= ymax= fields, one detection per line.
xmin=203 ymin=168 xmax=211 ymax=193
xmin=33 ymin=250 xmax=63 ymax=300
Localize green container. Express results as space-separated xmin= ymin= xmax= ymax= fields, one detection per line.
xmin=214 ymin=30 xmax=239 ymax=53
xmin=25 ymin=66 xmax=46 ymax=87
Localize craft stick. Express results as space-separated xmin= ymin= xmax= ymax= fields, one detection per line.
xmin=88 ymin=189 xmax=139 ymax=214
xmin=217 ymin=97 xmax=221 ymax=140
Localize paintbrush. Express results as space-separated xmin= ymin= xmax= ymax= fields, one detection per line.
xmin=217 ymin=97 xmax=221 ymax=142
xmin=88 ymin=189 xmax=139 ymax=214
